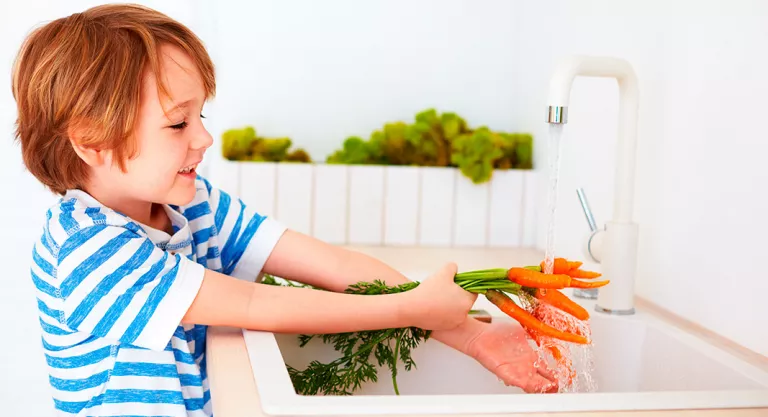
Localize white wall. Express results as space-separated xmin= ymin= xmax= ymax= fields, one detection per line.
xmin=2 ymin=1 xmax=767 ymax=415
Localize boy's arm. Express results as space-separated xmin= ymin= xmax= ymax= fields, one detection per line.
xmin=261 ymin=230 xmax=486 ymax=353
xmin=181 ymin=268 xmax=414 ymax=334
xmin=183 ymin=230 xmax=474 ymax=334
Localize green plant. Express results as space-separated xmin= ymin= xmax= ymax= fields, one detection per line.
xmin=221 ymin=126 xmax=311 ymax=163
xmin=326 ymin=108 xmax=532 ymax=183
xmin=450 ymin=128 xmax=503 ymax=184
xmin=221 ymin=109 xmax=533 ymax=183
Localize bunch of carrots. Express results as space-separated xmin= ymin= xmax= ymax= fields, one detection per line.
xmin=453 ymin=257 xmax=608 ymax=388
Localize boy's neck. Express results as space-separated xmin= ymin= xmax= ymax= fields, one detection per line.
xmin=83 ymin=183 xmax=173 ymax=235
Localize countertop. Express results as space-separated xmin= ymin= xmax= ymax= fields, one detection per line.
xmin=205 ymin=246 xmax=768 ymax=417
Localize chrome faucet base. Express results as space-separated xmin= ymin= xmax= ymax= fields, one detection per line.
xmin=573 ymin=288 xmax=598 ymax=299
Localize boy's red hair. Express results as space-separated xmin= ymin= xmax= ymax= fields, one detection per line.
xmin=11 ymin=3 xmax=216 ymax=195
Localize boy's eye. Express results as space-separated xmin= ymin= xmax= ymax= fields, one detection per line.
xmin=170 ymin=121 xmax=188 ymax=130
xmin=169 ymin=114 xmax=204 ymax=130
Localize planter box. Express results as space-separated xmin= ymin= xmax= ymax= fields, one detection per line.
xmin=213 ymin=161 xmax=539 ymax=248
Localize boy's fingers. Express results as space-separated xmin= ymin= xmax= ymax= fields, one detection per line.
xmin=442 ymin=262 xmax=458 ymax=277
xmin=528 ymin=375 xmax=559 ymax=393
xmin=496 ymin=362 xmax=559 ymax=394
xmin=534 ymin=357 xmax=557 ymax=381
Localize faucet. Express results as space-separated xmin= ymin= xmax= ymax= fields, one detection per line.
xmin=545 ymin=55 xmax=640 ymax=315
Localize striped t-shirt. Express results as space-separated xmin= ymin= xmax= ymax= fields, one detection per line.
xmin=31 ymin=176 xmax=286 ymax=417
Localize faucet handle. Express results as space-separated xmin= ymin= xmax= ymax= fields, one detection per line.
xmin=576 ymin=188 xmax=598 ymax=232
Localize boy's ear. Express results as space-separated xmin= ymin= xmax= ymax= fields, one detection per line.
xmin=67 ymin=122 xmax=107 ymax=167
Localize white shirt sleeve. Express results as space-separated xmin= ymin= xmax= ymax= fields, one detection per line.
xmin=207 ymin=184 xmax=287 ymax=282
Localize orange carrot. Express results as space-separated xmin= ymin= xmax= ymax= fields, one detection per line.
xmin=535 ymin=289 xmax=589 ymax=320
xmin=485 ymin=290 xmax=589 ymax=344
xmin=509 ymin=267 xmax=608 ymax=290
xmin=569 ymin=278 xmax=610 ymax=289
xmin=541 ymin=258 xmax=572 ymax=274
xmin=507 ymin=268 xmax=571 ymax=289
xmin=540 ymin=258 xmax=601 ymax=278
xmin=567 ymin=268 xmax=602 ymax=279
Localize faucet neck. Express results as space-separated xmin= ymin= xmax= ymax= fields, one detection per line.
xmin=547 ymin=55 xmax=640 ymax=223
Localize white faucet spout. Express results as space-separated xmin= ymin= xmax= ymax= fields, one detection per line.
xmin=547 ymin=55 xmax=640 ymax=223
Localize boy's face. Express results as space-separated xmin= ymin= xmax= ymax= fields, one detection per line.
xmin=95 ymin=43 xmax=213 ymax=207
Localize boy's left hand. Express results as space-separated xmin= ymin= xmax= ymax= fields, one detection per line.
xmin=465 ymin=321 xmax=559 ymax=393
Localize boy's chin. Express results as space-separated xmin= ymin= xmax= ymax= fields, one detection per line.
xmin=164 ymin=182 xmax=198 ymax=207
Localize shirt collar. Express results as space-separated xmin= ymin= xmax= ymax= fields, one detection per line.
xmin=62 ymin=189 xmax=193 ymax=252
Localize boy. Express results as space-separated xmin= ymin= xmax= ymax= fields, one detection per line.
xmin=12 ymin=4 xmax=557 ymax=416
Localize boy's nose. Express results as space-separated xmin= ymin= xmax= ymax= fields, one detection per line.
xmin=192 ymin=129 xmax=214 ymax=151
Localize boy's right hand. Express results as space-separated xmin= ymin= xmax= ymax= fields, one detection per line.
xmin=401 ymin=263 xmax=477 ymax=331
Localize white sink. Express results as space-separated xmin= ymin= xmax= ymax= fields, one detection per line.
xmin=243 ymin=278 xmax=768 ymax=415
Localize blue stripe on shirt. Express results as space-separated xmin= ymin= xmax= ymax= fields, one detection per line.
xmin=59 ymin=230 xmax=134 ymax=298
xmin=38 ymin=298 xmax=62 ymax=320
xmin=32 ymin=248 xmax=55 ymax=276
xmin=58 ymin=224 xmax=107 ymax=263
xmin=124 ymin=221 xmax=143 ymax=235
xmin=40 ymin=318 xmax=74 ymax=336
xmin=49 ymin=370 xmax=110 ymax=391
xmin=199 ymin=355 xmax=208 ymax=382
xmin=54 ymin=394 xmax=104 ymax=414
xmin=102 ymin=389 xmax=184 ymax=405
xmin=66 ymin=238 xmax=155 ymax=330
xmin=122 ymin=259 xmax=181 ymax=345
xmin=174 ymin=348 xmax=196 ymax=365
xmin=191 ymin=327 xmax=206 ymax=359
xmin=184 ymin=202 xmax=211 ymax=221
xmin=31 ymin=271 xmax=57 ymax=297
xmin=59 ymin=199 xmax=79 ymax=233
xmin=225 ymin=213 xmax=265 ymax=274
xmin=220 ymin=203 xmax=244 ymax=272
xmin=40 ymin=232 xmax=56 ymax=257
xmin=46 ymin=346 xmax=112 ymax=369
xmin=213 ymin=190 xmax=231 ymax=232
xmin=112 ymin=362 xmax=202 ymax=386
xmin=85 ymin=207 xmax=107 ymax=225
xmin=192 ymin=227 xmax=213 ymax=247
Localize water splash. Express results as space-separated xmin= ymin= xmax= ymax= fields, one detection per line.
xmin=529 ymin=303 xmax=598 ymax=393
xmin=543 ymin=124 xmax=565 ymax=274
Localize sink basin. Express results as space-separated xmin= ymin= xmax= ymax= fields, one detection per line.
xmin=243 ymin=275 xmax=768 ymax=415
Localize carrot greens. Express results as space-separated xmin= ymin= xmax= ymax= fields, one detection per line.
xmin=260 ymin=276 xmax=429 ymax=396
